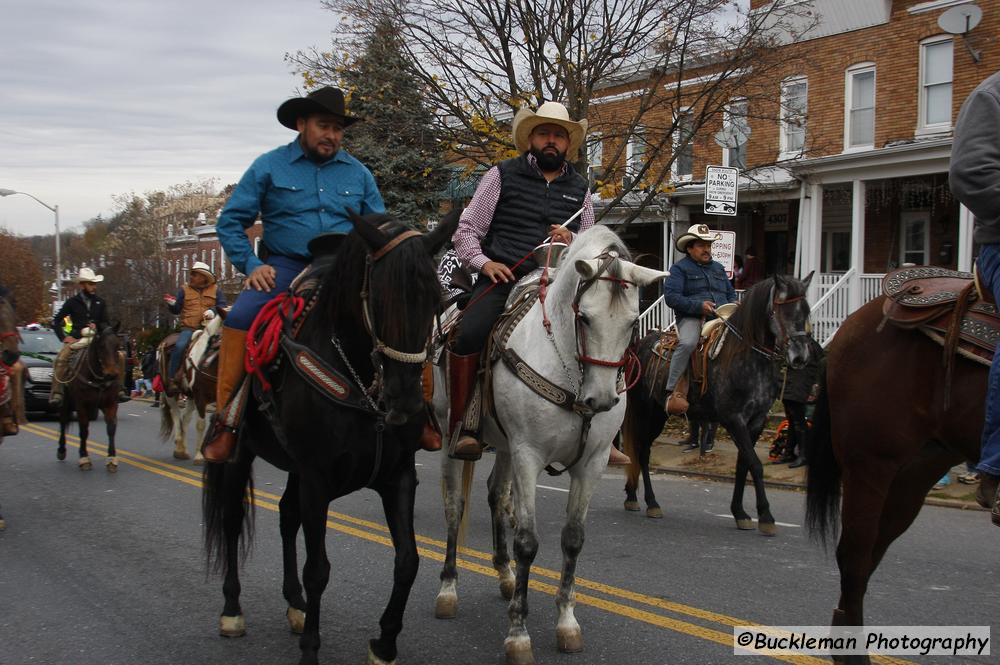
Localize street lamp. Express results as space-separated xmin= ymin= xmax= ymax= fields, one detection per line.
xmin=0 ymin=188 xmax=62 ymax=301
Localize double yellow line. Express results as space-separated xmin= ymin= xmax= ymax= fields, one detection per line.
xmin=19 ymin=422 xmax=913 ymax=665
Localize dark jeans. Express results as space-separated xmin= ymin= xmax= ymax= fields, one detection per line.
xmin=225 ymin=255 xmax=308 ymax=332
xmin=452 ymin=279 xmax=514 ymax=356
xmin=168 ymin=328 xmax=195 ymax=378
xmin=976 ymin=243 xmax=1000 ymax=476
xmin=783 ymin=399 xmax=808 ymax=457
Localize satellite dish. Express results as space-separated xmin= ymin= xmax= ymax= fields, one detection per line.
xmin=713 ymin=124 xmax=752 ymax=149
xmin=938 ymin=4 xmax=982 ymax=35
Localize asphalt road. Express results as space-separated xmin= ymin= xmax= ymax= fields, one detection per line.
xmin=0 ymin=401 xmax=995 ymax=665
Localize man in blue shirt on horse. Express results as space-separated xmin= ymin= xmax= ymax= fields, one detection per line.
xmin=202 ymin=86 xmax=385 ymax=463
xmin=662 ymin=224 xmax=737 ymax=415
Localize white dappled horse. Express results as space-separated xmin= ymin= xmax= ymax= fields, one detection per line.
xmin=159 ymin=312 xmax=223 ymax=462
xmin=434 ymin=226 xmax=667 ymax=665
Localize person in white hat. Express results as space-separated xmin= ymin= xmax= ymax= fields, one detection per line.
xmin=447 ymin=100 xmax=616 ymax=461
xmin=163 ymin=262 xmax=228 ymax=395
xmin=49 ymin=267 xmax=128 ymax=405
xmin=661 ymin=224 xmax=737 ymax=415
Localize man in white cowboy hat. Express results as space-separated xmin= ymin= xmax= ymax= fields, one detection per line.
xmin=49 ymin=267 xmax=128 ymax=405
xmin=202 ymin=86 xmax=386 ymax=462
xmin=163 ymin=261 xmax=228 ymax=395
xmin=447 ymin=100 xmax=618 ymax=461
xmin=662 ymin=224 xmax=737 ymax=415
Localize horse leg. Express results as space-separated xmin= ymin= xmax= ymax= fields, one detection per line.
xmin=369 ymin=465 xmax=420 ymax=665
xmin=297 ymin=483 xmax=332 ymax=665
xmin=77 ymin=408 xmax=92 ymax=470
xmin=555 ymin=467 xmax=600 ymax=655
xmin=103 ymin=399 xmax=119 ymax=472
xmin=730 ymin=457 xmax=753 ymax=530
xmin=729 ymin=422 xmax=775 ymax=535
xmin=505 ymin=455 xmax=540 ymax=665
xmin=57 ymin=406 xmax=68 ymax=461
xmin=193 ymin=411 xmax=207 ymax=465
xmin=488 ymin=452 xmax=515 ymax=600
xmin=638 ymin=435 xmax=662 ymax=519
xmin=279 ymin=473 xmax=306 ymax=634
xmin=217 ymin=455 xmax=253 ymax=638
xmin=171 ymin=397 xmax=190 ymax=460
xmin=435 ymin=454 xmax=467 ymax=619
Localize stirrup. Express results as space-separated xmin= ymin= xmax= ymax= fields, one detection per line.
xmin=665 ymin=392 xmax=689 ymax=415
xmin=448 ymin=430 xmax=484 ymax=461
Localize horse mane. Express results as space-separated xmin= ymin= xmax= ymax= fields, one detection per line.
xmin=310 ymin=214 xmax=441 ymax=350
xmin=715 ymin=275 xmax=807 ymax=370
xmin=552 ymin=226 xmax=633 ymax=308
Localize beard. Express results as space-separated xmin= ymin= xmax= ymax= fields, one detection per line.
xmin=529 ymin=146 xmax=567 ymax=172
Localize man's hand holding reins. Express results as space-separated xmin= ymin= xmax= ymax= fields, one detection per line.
xmin=548 ymin=225 xmax=572 ymax=245
xmin=247 ymin=264 xmax=277 ymax=292
xmin=481 ymin=261 xmax=515 ymax=284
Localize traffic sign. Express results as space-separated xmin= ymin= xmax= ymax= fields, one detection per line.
xmin=704 ymin=165 xmax=739 ymax=216
xmin=710 ymin=230 xmax=736 ymax=279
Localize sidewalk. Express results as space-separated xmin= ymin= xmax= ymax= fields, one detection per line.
xmin=644 ymin=418 xmax=985 ymax=511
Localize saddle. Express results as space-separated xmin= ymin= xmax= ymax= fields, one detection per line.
xmin=645 ymin=323 xmax=726 ymax=401
xmin=881 ymin=266 xmax=1000 ymax=368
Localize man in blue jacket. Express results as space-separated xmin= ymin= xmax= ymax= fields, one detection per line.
xmin=662 ymin=224 xmax=737 ymax=414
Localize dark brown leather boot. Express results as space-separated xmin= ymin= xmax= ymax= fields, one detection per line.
xmin=202 ymin=327 xmax=247 ymax=463
xmin=447 ymin=351 xmax=483 ymax=461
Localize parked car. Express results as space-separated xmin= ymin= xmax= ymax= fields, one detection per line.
xmin=17 ymin=325 xmax=61 ymax=417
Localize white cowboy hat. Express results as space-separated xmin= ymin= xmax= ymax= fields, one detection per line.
xmin=675 ymin=224 xmax=722 ymax=253
xmin=77 ymin=267 xmax=104 ymax=283
xmin=189 ymin=261 xmax=215 ymax=283
xmin=511 ymin=101 xmax=588 ymax=158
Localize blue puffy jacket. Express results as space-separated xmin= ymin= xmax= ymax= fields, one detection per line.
xmin=663 ymin=256 xmax=737 ymax=320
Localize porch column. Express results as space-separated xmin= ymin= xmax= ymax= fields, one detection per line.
xmin=958 ymin=204 xmax=974 ymax=273
xmin=849 ymin=179 xmax=866 ymax=312
xmin=804 ymin=182 xmax=824 ymax=304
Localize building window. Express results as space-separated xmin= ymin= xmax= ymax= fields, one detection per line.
xmin=211 ymin=249 xmax=217 ymax=273
xmin=723 ymin=99 xmax=749 ymax=170
xmin=624 ymin=126 xmax=646 ymax=188
xmin=780 ymin=77 xmax=807 ymax=157
xmin=900 ymin=212 xmax=930 ymax=265
xmin=586 ymin=133 xmax=603 ymax=187
xmin=845 ymin=64 xmax=875 ymax=149
xmin=919 ymin=37 xmax=953 ymax=130
xmin=672 ymin=108 xmax=694 ymax=180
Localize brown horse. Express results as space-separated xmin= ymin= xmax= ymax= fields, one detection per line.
xmin=0 ymin=286 xmax=23 ymax=530
xmin=56 ymin=324 xmax=124 ymax=471
xmin=806 ymin=295 xmax=986 ymax=665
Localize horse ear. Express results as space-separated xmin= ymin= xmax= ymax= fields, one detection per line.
xmin=348 ymin=208 xmax=388 ymax=253
xmin=625 ymin=264 xmax=669 ymax=287
xmin=575 ymin=258 xmax=602 ymax=281
xmin=801 ymin=270 xmax=815 ymax=288
xmin=424 ymin=208 xmax=461 ymax=255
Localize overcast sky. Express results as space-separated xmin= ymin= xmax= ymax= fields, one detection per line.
xmin=0 ymin=0 xmax=338 ymax=237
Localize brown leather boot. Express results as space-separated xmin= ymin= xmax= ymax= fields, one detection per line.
xmin=447 ymin=351 xmax=483 ymax=461
xmin=202 ymin=327 xmax=248 ymax=463
xmin=608 ymin=444 xmax=630 ymax=466
xmin=665 ymin=374 xmax=689 ymax=415
xmin=417 ymin=362 xmax=441 ymax=451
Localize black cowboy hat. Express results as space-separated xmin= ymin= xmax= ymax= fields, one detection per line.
xmin=276 ymin=86 xmax=361 ymax=130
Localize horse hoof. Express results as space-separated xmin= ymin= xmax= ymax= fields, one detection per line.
xmin=556 ymin=626 xmax=584 ymax=653
xmin=286 ymin=606 xmax=305 ymax=634
xmin=0 ymin=517 xmax=6 ymax=530
xmin=219 ymin=614 xmax=246 ymax=637
xmin=173 ymin=450 xmax=190 ymax=460
xmin=105 ymin=457 xmax=118 ymax=473
xmin=624 ymin=500 xmax=640 ymax=512
xmin=758 ymin=521 xmax=778 ymax=537
xmin=504 ymin=636 xmax=535 ymax=665
xmin=193 ymin=453 xmax=204 ymax=466
xmin=646 ymin=506 xmax=663 ymax=519
xmin=78 ymin=457 xmax=92 ymax=471
xmin=367 ymin=645 xmax=396 ymax=665
xmin=735 ymin=518 xmax=754 ymax=530
xmin=434 ymin=592 xmax=458 ymax=619
xmin=57 ymin=448 xmax=66 ymax=461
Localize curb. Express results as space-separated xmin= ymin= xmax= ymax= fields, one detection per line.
xmin=647 ymin=464 xmax=986 ymax=512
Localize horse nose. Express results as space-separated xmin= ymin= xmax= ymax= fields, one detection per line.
xmin=584 ymin=395 xmax=619 ymax=413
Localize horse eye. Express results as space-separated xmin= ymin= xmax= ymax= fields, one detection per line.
xmin=579 ymin=313 xmax=590 ymax=326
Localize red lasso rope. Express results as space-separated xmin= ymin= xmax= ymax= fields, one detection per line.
xmin=245 ymin=292 xmax=305 ymax=391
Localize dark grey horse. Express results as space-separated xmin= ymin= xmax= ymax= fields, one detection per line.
xmin=622 ymin=273 xmax=814 ymax=533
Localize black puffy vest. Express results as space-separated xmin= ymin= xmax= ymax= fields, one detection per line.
xmin=482 ymin=155 xmax=589 ymax=275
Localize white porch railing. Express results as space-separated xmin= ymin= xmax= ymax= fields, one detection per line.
xmin=638 ymin=296 xmax=674 ymax=337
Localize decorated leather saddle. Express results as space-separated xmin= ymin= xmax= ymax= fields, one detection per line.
xmin=881 ymin=266 xmax=999 ymax=368
xmin=643 ymin=322 xmax=727 ymax=401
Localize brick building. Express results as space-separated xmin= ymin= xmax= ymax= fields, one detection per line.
xmin=587 ymin=0 xmax=999 ymax=341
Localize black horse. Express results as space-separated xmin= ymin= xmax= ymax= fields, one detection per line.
xmin=202 ymin=211 xmax=456 ymax=665
xmin=57 ymin=323 xmax=124 ymax=471
xmin=621 ymin=274 xmax=814 ymax=534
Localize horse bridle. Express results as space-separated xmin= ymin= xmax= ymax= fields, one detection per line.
xmin=769 ymin=285 xmax=809 ymax=353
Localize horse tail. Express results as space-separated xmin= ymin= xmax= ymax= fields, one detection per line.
xmin=202 ymin=456 xmax=255 ymax=575
xmin=621 ymin=395 xmax=641 ymax=490
xmin=159 ymin=398 xmax=175 ymax=441
xmin=805 ymin=366 xmax=840 ymax=546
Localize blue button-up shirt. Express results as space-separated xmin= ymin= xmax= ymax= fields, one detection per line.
xmin=217 ymin=139 xmax=385 ymax=275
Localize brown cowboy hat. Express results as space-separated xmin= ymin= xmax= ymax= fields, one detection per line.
xmin=511 ymin=101 xmax=588 ymax=158
xmin=276 ymin=87 xmax=361 ymax=130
